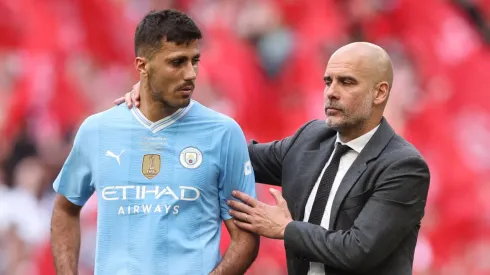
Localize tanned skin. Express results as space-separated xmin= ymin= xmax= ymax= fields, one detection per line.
xmin=51 ymin=195 xmax=83 ymax=275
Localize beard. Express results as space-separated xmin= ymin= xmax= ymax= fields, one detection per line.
xmin=147 ymin=72 xmax=187 ymax=109
xmin=326 ymin=95 xmax=373 ymax=131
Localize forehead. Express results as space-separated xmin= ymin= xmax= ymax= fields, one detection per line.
xmin=324 ymin=54 xmax=372 ymax=79
xmin=156 ymin=39 xmax=200 ymax=59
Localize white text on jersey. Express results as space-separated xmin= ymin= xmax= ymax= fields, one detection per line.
xmin=101 ymin=185 xmax=200 ymax=201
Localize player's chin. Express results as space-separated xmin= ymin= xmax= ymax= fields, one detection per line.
xmin=173 ymin=97 xmax=192 ymax=108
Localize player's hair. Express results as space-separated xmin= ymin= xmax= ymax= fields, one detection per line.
xmin=134 ymin=9 xmax=202 ymax=59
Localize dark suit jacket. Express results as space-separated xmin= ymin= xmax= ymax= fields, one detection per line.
xmin=248 ymin=118 xmax=430 ymax=275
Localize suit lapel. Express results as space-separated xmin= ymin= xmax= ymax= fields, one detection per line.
xmin=328 ymin=159 xmax=367 ymax=229
xmin=295 ymin=138 xmax=336 ymax=221
xmin=329 ymin=118 xmax=395 ymax=229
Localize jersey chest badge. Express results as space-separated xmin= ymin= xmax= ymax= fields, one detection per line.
xmin=142 ymin=154 xmax=161 ymax=179
xmin=180 ymin=147 xmax=202 ymax=169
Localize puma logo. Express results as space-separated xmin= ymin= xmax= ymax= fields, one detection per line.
xmin=105 ymin=150 xmax=125 ymax=166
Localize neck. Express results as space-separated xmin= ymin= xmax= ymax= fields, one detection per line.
xmin=338 ymin=117 xmax=382 ymax=143
xmin=139 ymin=89 xmax=179 ymax=122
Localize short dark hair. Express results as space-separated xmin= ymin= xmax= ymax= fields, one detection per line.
xmin=134 ymin=9 xmax=202 ymax=58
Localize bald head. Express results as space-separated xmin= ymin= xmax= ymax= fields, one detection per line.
xmin=323 ymin=42 xmax=394 ymax=140
xmin=330 ymin=42 xmax=393 ymax=90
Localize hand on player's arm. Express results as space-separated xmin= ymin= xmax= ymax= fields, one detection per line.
xmin=114 ymin=82 xmax=141 ymax=108
xmin=228 ymin=188 xmax=293 ymax=239
xmin=50 ymin=194 xmax=83 ymax=275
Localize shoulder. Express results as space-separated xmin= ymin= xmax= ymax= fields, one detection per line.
xmin=75 ymin=105 xmax=128 ymax=139
xmin=219 ymin=116 xmax=243 ymax=138
xmin=299 ymin=119 xmax=330 ymax=135
xmin=379 ymin=134 xmax=429 ymax=175
xmin=384 ymin=134 xmax=426 ymax=161
xmin=288 ymin=119 xmax=336 ymax=146
xmin=76 ymin=113 xmax=100 ymax=138
xmin=95 ymin=104 xmax=130 ymax=122
xmin=190 ymin=100 xmax=243 ymax=133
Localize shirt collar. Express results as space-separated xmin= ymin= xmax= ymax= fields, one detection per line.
xmin=335 ymin=124 xmax=380 ymax=153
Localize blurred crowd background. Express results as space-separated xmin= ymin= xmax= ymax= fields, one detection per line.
xmin=0 ymin=0 xmax=489 ymax=274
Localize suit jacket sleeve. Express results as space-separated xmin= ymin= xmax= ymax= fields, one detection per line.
xmin=248 ymin=120 xmax=315 ymax=186
xmin=283 ymin=156 xmax=430 ymax=271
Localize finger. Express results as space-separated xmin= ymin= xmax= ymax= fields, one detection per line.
xmin=133 ymin=81 xmax=141 ymax=107
xmin=227 ymin=200 xmax=253 ymax=214
xmin=125 ymin=92 xmax=133 ymax=108
xmin=113 ymin=97 xmax=125 ymax=105
xmin=269 ymin=188 xmax=287 ymax=206
xmin=232 ymin=190 xmax=258 ymax=207
xmin=229 ymin=209 xmax=252 ymax=223
xmin=132 ymin=93 xmax=140 ymax=107
xmin=134 ymin=95 xmax=140 ymax=107
xmin=233 ymin=220 xmax=255 ymax=233
xmin=133 ymin=81 xmax=141 ymax=94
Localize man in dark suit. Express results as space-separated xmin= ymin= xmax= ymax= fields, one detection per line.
xmin=226 ymin=42 xmax=430 ymax=275
xmin=116 ymin=42 xmax=430 ymax=275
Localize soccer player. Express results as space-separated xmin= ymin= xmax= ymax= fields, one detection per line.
xmin=50 ymin=10 xmax=259 ymax=275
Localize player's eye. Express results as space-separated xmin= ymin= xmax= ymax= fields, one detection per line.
xmin=192 ymin=59 xmax=200 ymax=65
xmin=171 ymin=59 xmax=184 ymax=66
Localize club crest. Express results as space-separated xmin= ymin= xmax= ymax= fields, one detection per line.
xmin=180 ymin=147 xmax=202 ymax=169
xmin=142 ymin=154 xmax=161 ymax=179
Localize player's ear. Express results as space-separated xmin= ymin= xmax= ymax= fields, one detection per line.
xmin=135 ymin=57 xmax=149 ymax=75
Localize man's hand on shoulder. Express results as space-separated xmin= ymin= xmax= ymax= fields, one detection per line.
xmin=114 ymin=82 xmax=141 ymax=108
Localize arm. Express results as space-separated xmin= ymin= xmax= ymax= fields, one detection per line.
xmin=51 ymin=195 xmax=83 ymax=275
xmin=50 ymin=118 xmax=96 ymax=275
xmin=284 ymin=156 xmax=430 ymax=271
xmin=211 ymin=220 xmax=260 ymax=275
xmin=248 ymin=120 xmax=315 ymax=185
xmin=213 ymin=120 xmax=260 ymax=274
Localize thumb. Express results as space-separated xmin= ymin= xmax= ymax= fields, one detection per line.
xmin=269 ymin=188 xmax=286 ymax=206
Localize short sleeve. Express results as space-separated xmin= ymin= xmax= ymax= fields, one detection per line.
xmin=53 ymin=118 xmax=95 ymax=206
xmin=218 ymin=120 xmax=256 ymax=220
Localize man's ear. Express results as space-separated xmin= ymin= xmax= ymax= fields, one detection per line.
xmin=135 ymin=57 xmax=149 ymax=74
xmin=373 ymin=81 xmax=390 ymax=105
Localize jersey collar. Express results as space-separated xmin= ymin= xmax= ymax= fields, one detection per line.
xmin=131 ymin=101 xmax=194 ymax=133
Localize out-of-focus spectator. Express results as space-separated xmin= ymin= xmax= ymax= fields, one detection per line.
xmin=0 ymin=157 xmax=50 ymax=275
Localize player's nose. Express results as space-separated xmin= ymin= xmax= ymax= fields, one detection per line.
xmin=183 ymin=62 xmax=197 ymax=81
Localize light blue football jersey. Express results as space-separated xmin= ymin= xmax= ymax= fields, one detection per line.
xmin=53 ymin=100 xmax=256 ymax=275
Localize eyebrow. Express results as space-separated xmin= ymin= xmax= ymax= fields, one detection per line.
xmin=323 ymin=75 xmax=358 ymax=82
xmin=338 ymin=75 xmax=358 ymax=82
xmin=167 ymin=53 xmax=201 ymax=61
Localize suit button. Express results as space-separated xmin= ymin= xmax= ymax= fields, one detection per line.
xmin=295 ymin=256 xmax=300 ymax=260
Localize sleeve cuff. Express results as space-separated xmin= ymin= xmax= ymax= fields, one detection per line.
xmin=284 ymin=221 xmax=302 ymax=248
